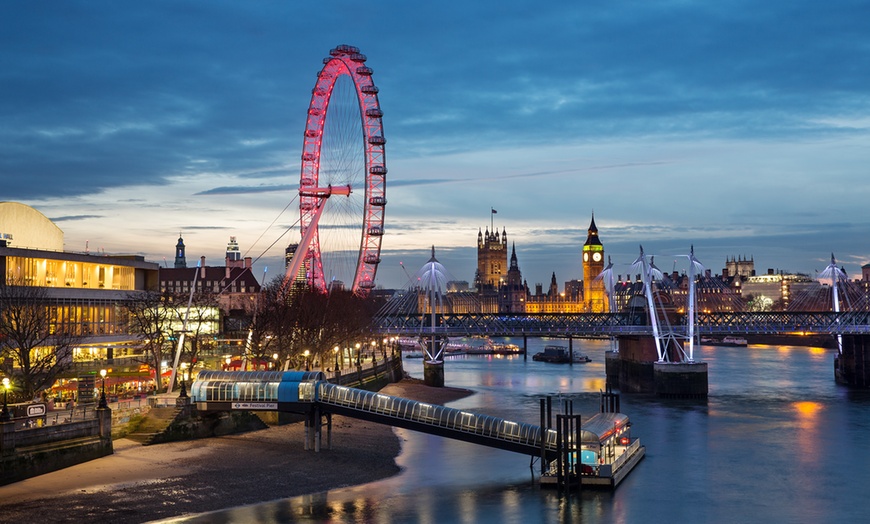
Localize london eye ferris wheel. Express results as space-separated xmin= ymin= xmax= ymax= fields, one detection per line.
xmin=285 ymin=44 xmax=386 ymax=294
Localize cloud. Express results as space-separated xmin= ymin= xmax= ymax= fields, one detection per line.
xmin=50 ymin=214 xmax=104 ymax=222
xmin=195 ymin=184 xmax=295 ymax=196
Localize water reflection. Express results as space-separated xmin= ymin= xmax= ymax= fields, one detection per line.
xmin=165 ymin=339 xmax=870 ymax=523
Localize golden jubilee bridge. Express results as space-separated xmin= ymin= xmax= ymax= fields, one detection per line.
xmin=372 ymin=311 xmax=870 ymax=339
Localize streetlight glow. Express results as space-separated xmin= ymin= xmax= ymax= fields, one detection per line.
xmin=98 ymin=369 xmax=108 ymax=408
xmin=1 ymin=377 xmax=10 ymax=422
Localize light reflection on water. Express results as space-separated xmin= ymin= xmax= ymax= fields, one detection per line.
xmin=167 ymin=338 xmax=870 ymax=523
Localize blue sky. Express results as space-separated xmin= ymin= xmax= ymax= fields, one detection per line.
xmin=2 ymin=1 xmax=868 ymax=289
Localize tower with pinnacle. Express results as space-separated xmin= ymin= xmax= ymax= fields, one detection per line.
xmin=581 ymin=213 xmax=607 ymax=312
xmin=475 ymin=226 xmax=508 ymax=292
xmin=174 ymin=234 xmax=187 ymax=268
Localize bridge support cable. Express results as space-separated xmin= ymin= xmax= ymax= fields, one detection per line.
xmin=635 ymin=246 xmax=666 ymax=362
xmin=685 ymin=246 xmax=705 ymax=362
xmin=820 ymin=253 xmax=846 ymax=355
xmin=596 ymin=256 xmax=620 ymax=354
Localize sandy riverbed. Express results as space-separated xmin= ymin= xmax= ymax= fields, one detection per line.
xmin=0 ymin=379 xmax=473 ymax=523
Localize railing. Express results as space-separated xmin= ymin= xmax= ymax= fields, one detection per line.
xmin=373 ymin=311 xmax=870 ymax=338
xmin=318 ymin=382 xmax=557 ymax=452
xmin=611 ymin=438 xmax=642 ymax=473
xmin=7 ymin=418 xmax=100 ymax=448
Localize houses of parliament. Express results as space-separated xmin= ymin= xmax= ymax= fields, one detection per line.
xmin=448 ymin=213 xmax=608 ymax=314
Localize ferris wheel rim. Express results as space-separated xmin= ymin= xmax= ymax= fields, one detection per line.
xmin=298 ymin=44 xmax=386 ymax=293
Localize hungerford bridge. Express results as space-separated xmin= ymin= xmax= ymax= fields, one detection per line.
xmin=373 ymin=311 xmax=870 ymax=339
xmin=371 ymin=249 xmax=870 ymax=392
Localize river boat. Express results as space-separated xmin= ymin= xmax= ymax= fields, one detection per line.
xmin=442 ymin=338 xmax=525 ymax=357
xmin=701 ymin=336 xmax=748 ymax=347
xmin=532 ymin=345 xmax=591 ymax=363
xmin=539 ymin=411 xmax=645 ymax=489
xmin=397 ymin=337 xmax=423 ymax=350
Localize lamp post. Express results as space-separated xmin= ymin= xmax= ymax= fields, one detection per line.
xmin=303 ymin=349 xmax=310 ymax=371
xmin=273 ymin=353 xmax=279 ymax=370
xmin=355 ymin=343 xmax=361 ymax=366
xmin=98 ymin=369 xmax=108 ymax=409
xmin=333 ymin=346 xmax=340 ymax=371
xmin=1 ymin=377 xmax=10 ymax=422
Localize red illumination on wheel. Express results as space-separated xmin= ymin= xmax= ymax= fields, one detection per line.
xmin=299 ymin=45 xmax=386 ymax=294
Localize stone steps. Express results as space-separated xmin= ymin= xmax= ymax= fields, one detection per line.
xmin=125 ymin=407 xmax=184 ymax=445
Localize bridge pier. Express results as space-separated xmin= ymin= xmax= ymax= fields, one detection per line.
xmin=423 ymin=361 xmax=445 ymax=387
xmin=608 ymin=336 xmax=708 ymax=398
xmin=835 ymin=335 xmax=870 ymax=388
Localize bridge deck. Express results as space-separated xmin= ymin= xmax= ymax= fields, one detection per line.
xmin=373 ymin=311 xmax=870 ymax=338
xmin=317 ymin=382 xmax=560 ymax=459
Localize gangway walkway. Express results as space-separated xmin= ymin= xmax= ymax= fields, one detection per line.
xmin=191 ymin=370 xmax=563 ymax=459
xmin=191 ymin=370 xmax=644 ymax=487
xmin=318 ymin=382 xmax=560 ymax=459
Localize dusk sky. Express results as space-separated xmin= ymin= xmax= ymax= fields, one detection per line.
xmin=2 ymin=1 xmax=869 ymax=290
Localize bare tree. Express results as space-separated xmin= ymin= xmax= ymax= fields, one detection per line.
xmin=169 ymin=289 xmax=219 ymax=374
xmin=247 ymin=278 xmax=377 ymax=371
xmin=125 ymin=289 xmax=176 ymax=393
xmin=0 ymin=282 xmax=80 ymax=399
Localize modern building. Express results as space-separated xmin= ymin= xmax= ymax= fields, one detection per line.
xmin=284 ymin=243 xmax=308 ymax=290
xmin=741 ymin=270 xmax=816 ymax=310
xmin=0 ymin=201 xmax=160 ymax=364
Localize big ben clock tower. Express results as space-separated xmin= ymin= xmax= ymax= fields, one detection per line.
xmin=582 ymin=213 xmax=606 ymax=312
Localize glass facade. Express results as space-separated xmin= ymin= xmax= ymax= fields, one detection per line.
xmin=5 ymin=255 xmax=136 ymax=290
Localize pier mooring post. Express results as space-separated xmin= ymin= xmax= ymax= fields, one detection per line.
xmin=555 ymin=400 xmax=581 ymax=495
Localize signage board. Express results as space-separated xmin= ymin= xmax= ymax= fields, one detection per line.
xmin=77 ymin=375 xmax=96 ymax=403
xmin=231 ymin=402 xmax=277 ymax=410
xmin=26 ymin=403 xmax=46 ymax=417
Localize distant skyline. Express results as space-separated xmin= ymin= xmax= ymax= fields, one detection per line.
xmin=2 ymin=1 xmax=868 ymax=289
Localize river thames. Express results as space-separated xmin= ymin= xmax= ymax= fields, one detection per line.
xmin=169 ymin=338 xmax=870 ymax=523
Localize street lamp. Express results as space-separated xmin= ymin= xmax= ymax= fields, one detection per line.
xmin=98 ymin=369 xmax=108 ymax=409
xmin=333 ymin=346 xmax=340 ymax=371
xmin=355 ymin=343 xmax=361 ymax=366
xmin=303 ymin=349 xmax=310 ymax=371
xmin=1 ymin=377 xmax=10 ymax=422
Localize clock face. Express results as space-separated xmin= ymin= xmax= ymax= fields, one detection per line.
xmin=592 ymin=252 xmax=602 ymax=262
xmin=583 ymin=252 xmax=589 ymax=262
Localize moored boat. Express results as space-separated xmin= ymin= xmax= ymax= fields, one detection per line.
xmin=539 ymin=411 xmax=645 ymax=489
xmin=701 ymin=336 xmax=748 ymax=347
xmin=532 ymin=345 xmax=591 ymax=363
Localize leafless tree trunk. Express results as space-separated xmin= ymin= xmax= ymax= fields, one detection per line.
xmin=248 ymin=278 xmax=377 ymax=371
xmin=0 ymin=281 xmax=80 ymax=400
xmin=125 ymin=290 xmax=176 ymax=393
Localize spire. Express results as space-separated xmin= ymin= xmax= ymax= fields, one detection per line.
xmin=174 ymin=233 xmax=187 ymax=269
xmin=584 ymin=212 xmax=602 ymax=246
xmin=509 ymin=242 xmax=519 ymax=271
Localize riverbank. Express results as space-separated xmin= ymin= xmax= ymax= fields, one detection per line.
xmin=0 ymin=379 xmax=473 ymax=524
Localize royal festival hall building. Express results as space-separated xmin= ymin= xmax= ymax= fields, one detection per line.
xmin=0 ymin=202 xmax=159 ymax=379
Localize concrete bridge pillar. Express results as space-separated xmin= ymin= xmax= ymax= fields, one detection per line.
xmin=835 ymin=335 xmax=870 ymax=388
xmin=423 ymin=361 xmax=444 ymax=387
xmin=608 ymin=336 xmax=708 ymax=398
